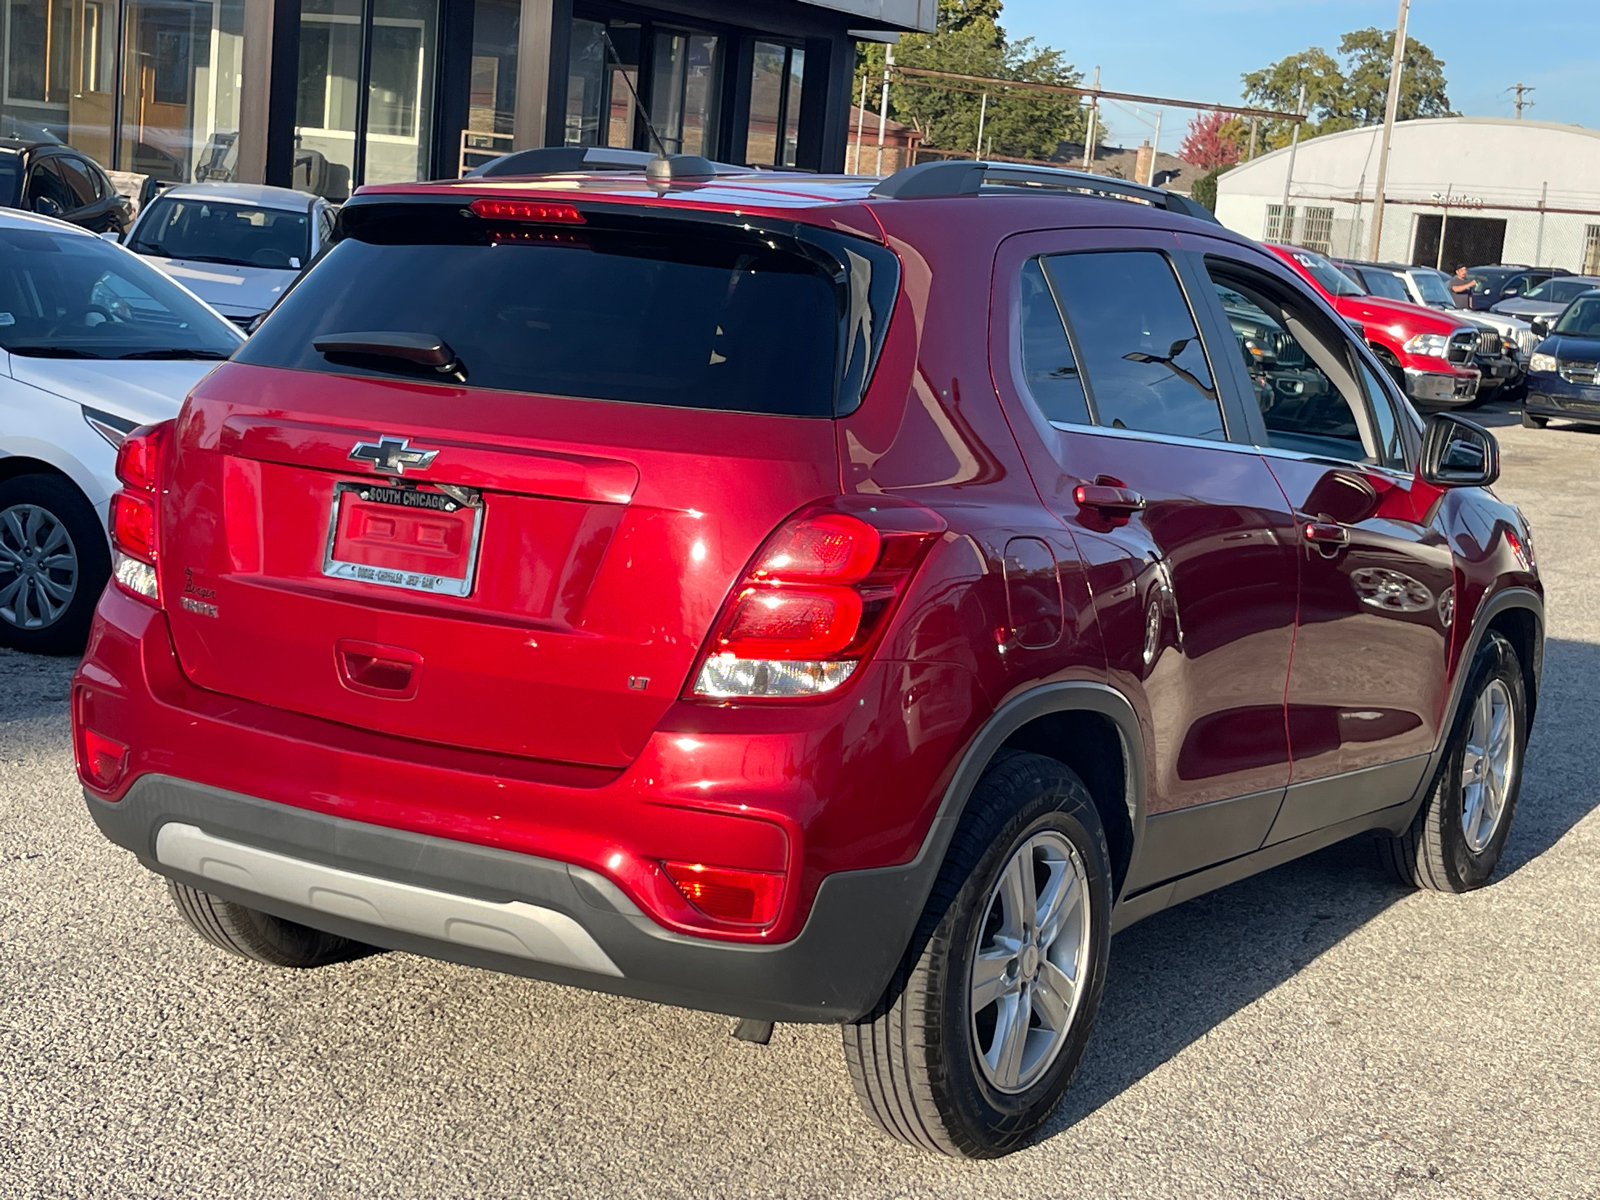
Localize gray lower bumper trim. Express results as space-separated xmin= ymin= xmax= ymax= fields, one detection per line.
xmin=156 ymin=822 xmax=622 ymax=977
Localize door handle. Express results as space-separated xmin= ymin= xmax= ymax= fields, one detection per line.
xmin=1301 ymin=519 xmax=1350 ymax=548
xmin=1074 ymin=483 xmax=1147 ymax=515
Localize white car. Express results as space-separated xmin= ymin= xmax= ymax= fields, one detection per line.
xmin=120 ymin=183 xmax=335 ymax=329
xmin=0 ymin=210 xmax=243 ymax=653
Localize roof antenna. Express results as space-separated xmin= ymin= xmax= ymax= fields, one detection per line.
xmin=600 ymin=28 xmax=715 ymax=185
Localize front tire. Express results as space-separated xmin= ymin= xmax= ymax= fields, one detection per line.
xmin=1382 ymin=632 xmax=1527 ymax=892
xmin=0 ymin=474 xmax=111 ymax=655
xmin=167 ymin=880 xmax=364 ymax=967
xmin=843 ymin=751 xmax=1113 ymax=1158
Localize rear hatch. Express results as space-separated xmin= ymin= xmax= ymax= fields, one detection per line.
xmin=159 ymin=190 xmax=896 ymax=768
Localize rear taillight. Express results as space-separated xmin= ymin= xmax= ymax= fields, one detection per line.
xmin=108 ymin=422 xmax=171 ymax=606
xmin=662 ymin=861 xmax=784 ymax=927
xmin=689 ymin=499 xmax=946 ymax=699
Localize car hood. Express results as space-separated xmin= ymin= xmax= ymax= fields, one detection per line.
xmin=6 ymin=355 xmax=222 ymax=425
xmin=1492 ymin=299 xmax=1565 ymax=320
xmin=142 ymin=257 xmax=298 ymax=317
xmin=1332 ymin=293 xmax=1464 ymax=333
xmin=1539 ymin=333 xmax=1600 ymax=362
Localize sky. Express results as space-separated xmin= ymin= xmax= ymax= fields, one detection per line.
xmin=1000 ymin=0 xmax=1599 ymax=154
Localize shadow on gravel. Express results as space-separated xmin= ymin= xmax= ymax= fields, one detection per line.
xmin=1039 ymin=633 xmax=1600 ymax=1142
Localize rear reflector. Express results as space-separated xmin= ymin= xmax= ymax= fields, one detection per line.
xmin=469 ymin=198 xmax=586 ymax=224
xmin=78 ymin=726 xmax=129 ymax=791
xmin=663 ymin=861 xmax=784 ymax=926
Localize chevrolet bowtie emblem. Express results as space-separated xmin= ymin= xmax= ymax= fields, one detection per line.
xmin=348 ymin=436 xmax=439 ymax=475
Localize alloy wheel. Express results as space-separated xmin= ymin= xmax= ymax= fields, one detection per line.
xmin=969 ymin=830 xmax=1092 ymax=1094
xmin=1460 ymin=677 xmax=1516 ymax=853
xmin=0 ymin=503 xmax=80 ymax=631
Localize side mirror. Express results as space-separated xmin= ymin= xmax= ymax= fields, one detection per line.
xmin=32 ymin=195 xmax=62 ymax=217
xmin=1531 ymin=319 xmax=1550 ymax=338
xmin=99 ymin=230 xmax=121 ymax=244
xmin=1420 ymin=413 xmax=1499 ymax=488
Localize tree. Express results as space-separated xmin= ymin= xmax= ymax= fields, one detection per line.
xmin=1179 ymin=110 xmax=1246 ymax=170
xmin=1241 ymin=29 xmax=1454 ymax=150
xmin=855 ymin=0 xmax=1092 ymax=161
xmin=1190 ymin=166 xmax=1231 ymax=213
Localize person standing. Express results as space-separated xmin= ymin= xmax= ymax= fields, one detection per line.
xmin=1450 ymin=265 xmax=1477 ymax=308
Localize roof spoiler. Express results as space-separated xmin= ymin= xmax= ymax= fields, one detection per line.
xmin=868 ymin=160 xmax=1221 ymax=225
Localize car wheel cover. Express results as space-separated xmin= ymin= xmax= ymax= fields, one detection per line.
xmin=1460 ymin=677 xmax=1516 ymax=854
xmin=969 ymin=829 xmax=1091 ymax=1094
xmin=0 ymin=503 xmax=79 ymax=630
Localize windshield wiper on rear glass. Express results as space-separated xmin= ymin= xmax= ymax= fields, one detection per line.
xmin=313 ymin=331 xmax=467 ymax=382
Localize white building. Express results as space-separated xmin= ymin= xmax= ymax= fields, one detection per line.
xmin=1214 ymin=117 xmax=1600 ymax=273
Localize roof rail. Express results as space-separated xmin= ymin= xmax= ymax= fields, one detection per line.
xmin=868 ymin=160 xmax=1220 ymax=225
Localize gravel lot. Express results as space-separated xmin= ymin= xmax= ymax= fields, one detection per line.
xmin=3 ymin=400 xmax=1597 ymax=1199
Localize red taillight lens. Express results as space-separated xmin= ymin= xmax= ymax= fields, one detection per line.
xmin=114 ymin=424 xmax=165 ymax=491
xmin=469 ymin=198 xmax=586 ymax=223
xmin=750 ymin=514 xmax=880 ymax=584
xmin=110 ymin=490 xmax=156 ymax=562
xmin=689 ymin=499 xmax=947 ymax=699
xmin=663 ymin=861 xmax=784 ymax=926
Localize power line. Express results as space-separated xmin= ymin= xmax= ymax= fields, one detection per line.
xmin=1504 ymin=82 xmax=1535 ymax=119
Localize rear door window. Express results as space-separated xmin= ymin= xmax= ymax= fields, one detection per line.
xmin=1016 ymin=257 xmax=1089 ymax=426
xmin=1039 ymin=249 xmax=1226 ymax=441
xmin=238 ymin=203 xmax=897 ymax=416
xmin=56 ymin=156 xmax=102 ymax=208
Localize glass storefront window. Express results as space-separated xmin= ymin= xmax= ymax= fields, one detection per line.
xmin=744 ymin=40 xmax=802 ymax=168
xmin=3 ymin=0 xmax=238 ymax=181
xmin=650 ymin=29 xmax=717 ymax=156
xmin=565 ymin=17 xmax=639 ymax=151
xmin=467 ymin=0 xmax=517 ymax=169
xmin=294 ymin=0 xmax=359 ymax=198
xmin=363 ymin=0 xmax=437 ymax=184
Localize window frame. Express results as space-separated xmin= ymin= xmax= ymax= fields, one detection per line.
xmin=1186 ymin=238 xmax=1422 ymax=476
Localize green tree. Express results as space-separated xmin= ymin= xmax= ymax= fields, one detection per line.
xmin=855 ymin=0 xmax=1091 ymax=161
xmin=1242 ymin=29 xmax=1453 ymax=150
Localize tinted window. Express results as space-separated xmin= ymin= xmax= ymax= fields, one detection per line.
xmin=1553 ymin=296 xmax=1600 ymax=337
xmin=1360 ymin=362 xmax=1408 ymax=470
xmin=131 ymin=198 xmax=312 ymax=269
xmin=1412 ymin=271 xmax=1453 ymax=306
xmin=1287 ymin=249 xmax=1365 ymax=297
xmin=0 ymin=226 xmax=242 ymax=358
xmin=240 ymin=205 xmax=896 ymax=417
xmin=1361 ymin=269 xmax=1410 ymax=302
xmin=56 ymin=156 xmax=101 ymax=207
xmin=1016 ymin=257 xmax=1089 ymax=426
xmin=1043 ymin=250 xmax=1224 ymax=441
xmin=0 ymin=151 xmax=19 ymax=207
xmin=24 ymin=161 xmax=74 ymax=213
xmin=1206 ymin=259 xmax=1384 ymax=465
xmin=1526 ymin=279 xmax=1599 ymax=304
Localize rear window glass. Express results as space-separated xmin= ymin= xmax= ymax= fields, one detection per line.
xmin=238 ymin=203 xmax=897 ymax=417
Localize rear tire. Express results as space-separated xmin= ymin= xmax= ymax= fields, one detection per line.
xmin=1381 ymin=632 xmax=1527 ymax=892
xmin=0 ymin=474 xmax=111 ymax=656
xmin=843 ymin=751 xmax=1113 ymax=1158
xmin=167 ymin=879 xmax=364 ymax=967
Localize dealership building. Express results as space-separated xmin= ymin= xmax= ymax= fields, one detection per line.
xmin=0 ymin=0 xmax=930 ymax=198
xmin=1214 ymin=117 xmax=1600 ymax=275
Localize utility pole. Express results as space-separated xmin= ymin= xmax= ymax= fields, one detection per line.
xmin=874 ymin=43 xmax=894 ymax=176
xmin=851 ymin=72 xmax=868 ymax=173
xmin=1082 ymin=66 xmax=1100 ymax=172
xmin=1148 ymin=109 xmax=1163 ymax=185
xmin=1277 ymin=82 xmax=1306 ymax=243
xmin=1365 ymin=0 xmax=1411 ymax=261
xmin=1535 ymin=180 xmax=1548 ymax=266
xmin=1508 ymin=82 xmax=1535 ymax=119
xmin=975 ymin=93 xmax=988 ymax=160
xmin=1247 ymin=116 xmax=1258 ymax=161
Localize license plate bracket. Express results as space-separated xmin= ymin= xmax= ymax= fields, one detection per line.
xmin=322 ymin=481 xmax=484 ymax=597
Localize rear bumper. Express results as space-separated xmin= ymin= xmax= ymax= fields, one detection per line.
xmin=87 ymin=774 xmax=925 ymax=1022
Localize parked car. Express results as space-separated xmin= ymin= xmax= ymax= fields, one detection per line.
xmin=1521 ymin=289 xmax=1600 ymax=429
xmin=1463 ymin=264 xmax=1569 ymax=312
xmin=1491 ymin=275 xmax=1600 ymax=328
xmin=0 ymin=210 xmax=243 ymax=653
xmin=1335 ymin=260 xmax=1530 ymax=402
xmin=75 ymin=159 xmax=1542 ymax=1158
xmin=121 ymin=183 xmax=335 ymax=329
xmin=0 ymin=138 xmax=132 ymax=235
xmin=1271 ymin=244 xmax=1481 ymax=407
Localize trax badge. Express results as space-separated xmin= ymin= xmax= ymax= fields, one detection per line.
xmin=348 ymin=436 xmax=439 ymax=475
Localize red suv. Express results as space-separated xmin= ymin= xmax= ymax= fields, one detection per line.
xmin=1267 ymin=244 xmax=1483 ymax=407
xmin=75 ymin=159 xmax=1542 ymax=1158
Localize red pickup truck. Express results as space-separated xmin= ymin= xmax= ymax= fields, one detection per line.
xmin=1267 ymin=244 xmax=1481 ymax=407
